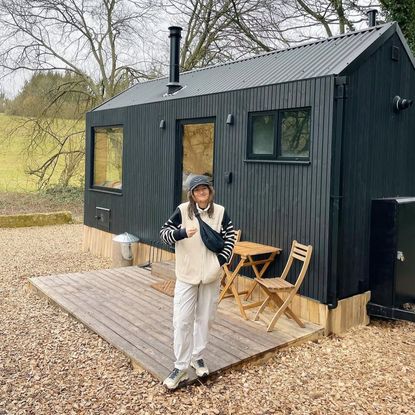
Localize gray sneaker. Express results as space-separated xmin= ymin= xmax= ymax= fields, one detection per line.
xmin=163 ymin=368 xmax=189 ymax=390
xmin=190 ymin=358 xmax=209 ymax=377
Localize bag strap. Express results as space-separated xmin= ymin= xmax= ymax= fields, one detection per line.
xmin=194 ymin=208 xmax=214 ymax=233
xmin=194 ymin=211 xmax=205 ymax=230
xmin=193 ymin=207 xmax=201 ymax=220
xmin=193 ymin=206 xmax=219 ymax=235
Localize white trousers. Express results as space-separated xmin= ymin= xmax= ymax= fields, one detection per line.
xmin=173 ymin=278 xmax=221 ymax=370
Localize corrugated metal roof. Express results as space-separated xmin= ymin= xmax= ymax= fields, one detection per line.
xmin=95 ymin=22 xmax=397 ymax=111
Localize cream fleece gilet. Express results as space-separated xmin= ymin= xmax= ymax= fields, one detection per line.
xmin=175 ymin=202 xmax=225 ymax=285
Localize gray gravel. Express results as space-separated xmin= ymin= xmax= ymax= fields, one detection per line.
xmin=1 ymin=224 xmax=414 ymax=415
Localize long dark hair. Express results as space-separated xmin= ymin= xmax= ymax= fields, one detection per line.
xmin=187 ymin=186 xmax=215 ymax=219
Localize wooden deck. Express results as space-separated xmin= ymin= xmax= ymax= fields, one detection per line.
xmin=29 ymin=266 xmax=324 ymax=385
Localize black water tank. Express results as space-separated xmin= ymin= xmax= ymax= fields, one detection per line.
xmin=368 ymin=197 xmax=415 ymax=321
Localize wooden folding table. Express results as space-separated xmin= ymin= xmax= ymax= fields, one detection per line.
xmin=219 ymin=241 xmax=282 ymax=320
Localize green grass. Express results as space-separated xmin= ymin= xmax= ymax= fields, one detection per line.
xmin=0 ymin=113 xmax=85 ymax=192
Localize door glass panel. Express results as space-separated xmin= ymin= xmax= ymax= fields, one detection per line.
xmin=182 ymin=122 xmax=214 ymax=201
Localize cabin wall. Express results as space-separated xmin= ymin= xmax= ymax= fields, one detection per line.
xmin=85 ymin=76 xmax=335 ymax=302
xmin=337 ymin=33 xmax=415 ymax=299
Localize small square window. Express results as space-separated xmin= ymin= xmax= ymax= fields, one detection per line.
xmin=248 ymin=113 xmax=276 ymax=158
xmin=279 ymin=109 xmax=311 ymax=159
xmin=93 ymin=126 xmax=123 ymax=190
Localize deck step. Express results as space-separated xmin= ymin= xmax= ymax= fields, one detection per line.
xmin=151 ymin=261 xmax=176 ymax=280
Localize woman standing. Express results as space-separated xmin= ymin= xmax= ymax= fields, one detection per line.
xmin=160 ymin=175 xmax=236 ymax=390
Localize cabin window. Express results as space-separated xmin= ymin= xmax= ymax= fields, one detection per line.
xmin=247 ymin=108 xmax=311 ymax=161
xmin=279 ymin=109 xmax=311 ymax=159
xmin=92 ymin=126 xmax=123 ymax=191
xmin=248 ymin=112 xmax=276 ymax=159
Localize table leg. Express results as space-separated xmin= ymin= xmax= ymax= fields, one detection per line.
xmin=219 ymin=258 xmax=250 ymax=319
xmin=230 ymin=278 xmax=249 ymax=320
xmin=244 ymin=252 xmax=277 ymax=300
xmin=219 ymin=258 xmax=245 ymax=302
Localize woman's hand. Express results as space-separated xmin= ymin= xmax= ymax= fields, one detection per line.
xmin=186 ymin=227 xmax=198 ymax=238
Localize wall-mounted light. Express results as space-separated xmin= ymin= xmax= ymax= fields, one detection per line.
xmin=226 ymin=114 xmax=234 ymax=125
xmin=393 ymin=96 xmax=413 ymax=112
xmin=159 ymin=120 xmax=166 ymax=129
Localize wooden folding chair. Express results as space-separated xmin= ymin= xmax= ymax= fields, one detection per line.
xmin=254 ymin=241 xmax=313 ymax=332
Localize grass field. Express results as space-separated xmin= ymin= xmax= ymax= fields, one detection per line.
xmin=0 ymin=113 xmax=85 ymax=192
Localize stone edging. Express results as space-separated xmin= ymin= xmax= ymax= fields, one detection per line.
xmin=0 ymin=211 xmax=73 ymax=228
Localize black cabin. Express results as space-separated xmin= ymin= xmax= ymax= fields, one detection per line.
xmin=84 ymin=21 xmax=415 ymax=309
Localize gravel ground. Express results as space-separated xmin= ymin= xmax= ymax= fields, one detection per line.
xmin=1 ymin=224 xmax=414 ymax=415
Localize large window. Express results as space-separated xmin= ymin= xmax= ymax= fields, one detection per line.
xmin=93 ymin=126 xmax=123 ymax=190
xmin=248 ymin=108 xmax=311 ymax=161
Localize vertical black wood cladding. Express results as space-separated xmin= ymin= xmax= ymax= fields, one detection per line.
xmin=85 ymin=76 xmax=334 ymax=302
xmin=338 ymin=34 xmax=415 ymax=299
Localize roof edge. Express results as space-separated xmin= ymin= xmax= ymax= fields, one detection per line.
xmin=333 ymin=22 xmax=396 ymax=75
xmin=91 ymin=84 xmax=139 ymax=113
xmin=395 ymin=24 xmax=415 ymax=70
xmin=336 ymin=22 xmax=415 ymax=75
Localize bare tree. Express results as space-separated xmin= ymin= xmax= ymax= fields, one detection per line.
xmin=290 ymin=0 xmax=382 ymax=38
xmin=164 ymin=0 xmax=278 ymax=71
xmin=233 ymin=0 xmax=383 ymax=47
xmin=0 ymin=0 xmax=162 ymax=188
xmin=164 ymin=0 xmax=383 ymax=74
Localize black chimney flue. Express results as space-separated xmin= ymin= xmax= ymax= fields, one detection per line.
xmin=167 ymin=26 xmax=183 ymax=95
xmin=367 ymin=9 xmax=378 ymax=27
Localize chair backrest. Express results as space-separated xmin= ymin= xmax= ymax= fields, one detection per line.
xmin=279 ymin=240 xmax=313 ymax=288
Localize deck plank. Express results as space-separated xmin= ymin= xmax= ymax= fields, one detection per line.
xmin=29 ymin=266 xmax=324 ymax=384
